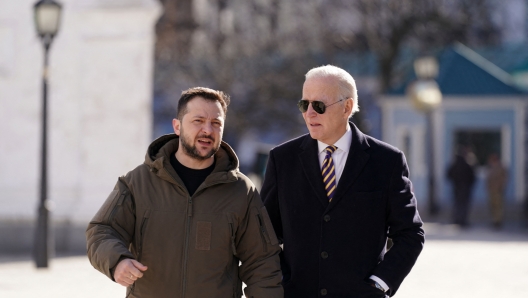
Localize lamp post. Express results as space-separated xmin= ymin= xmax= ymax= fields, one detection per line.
xmin=406 ymin=57 xmax=442 ymax=216
xmin=33 ymin=0 xmax=62 ymax=268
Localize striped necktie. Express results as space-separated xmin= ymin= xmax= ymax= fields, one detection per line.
xmin=322 ymin=145 xmax=337 ymax=202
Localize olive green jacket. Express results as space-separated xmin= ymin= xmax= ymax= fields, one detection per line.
xmin=86 ymin=134 xmax=283 ymax=298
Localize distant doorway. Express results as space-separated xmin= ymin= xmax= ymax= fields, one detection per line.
xmin=454 ymin=130 xmax=501 ymax=166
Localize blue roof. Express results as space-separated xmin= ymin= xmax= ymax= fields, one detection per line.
xmin=511 ymin=59 xmax=528 ymax=73
xmin=388 ymin=43 xmax=526 ymax=96
xmin=474 ymin=42 xmax=528 ymax=73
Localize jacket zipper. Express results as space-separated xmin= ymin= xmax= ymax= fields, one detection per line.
xmin=159 ymin=164 xmax=234 ymax=298
xmin=256 ymin=214 xmax=268 ymax=252
xmin=181 ymin=182 xmax=226 ymax=298
xmin=228 ymin=222 xmax=237 ymax=256
xmin=158 ymin=166 xmax=193 ymax=298
xmin=137 ymin=210 xmax=150 ymax=262
xmin=181 ymin=195 xmax=192 ymax=298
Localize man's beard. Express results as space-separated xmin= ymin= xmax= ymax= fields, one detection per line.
xmin=179 ymin=127 xmax=220 ymax=161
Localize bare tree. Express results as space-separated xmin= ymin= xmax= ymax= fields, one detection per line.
xmin=153 ymin=0 xmax=500 ymax=142
xmin=352 ymin=0 xmax=500 ymax=92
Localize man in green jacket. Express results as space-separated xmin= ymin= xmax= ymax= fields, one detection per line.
xmin=86 ymin=87 xmax=283 ymax=298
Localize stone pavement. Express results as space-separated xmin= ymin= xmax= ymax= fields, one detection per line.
xmin=396 ymin=222 xmax=528 ymax=298
xmin=0 ymin=254 xmax=123 ymax=298
xmin=0 ymin=223 xmax=527 ymax=297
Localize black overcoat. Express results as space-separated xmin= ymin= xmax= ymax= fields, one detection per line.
xmin=261 ymin=123 xmax=424 ymax=298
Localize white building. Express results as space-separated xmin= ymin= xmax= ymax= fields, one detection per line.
xmin=0 ymin=0 xmax=161 ymax=253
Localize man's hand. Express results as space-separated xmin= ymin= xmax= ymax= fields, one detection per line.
xmin=114 ymin=259 xmax=148 ymax=287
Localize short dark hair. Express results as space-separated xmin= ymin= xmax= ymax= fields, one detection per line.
xmin=176 ymin=87 xmax=230 ymax=119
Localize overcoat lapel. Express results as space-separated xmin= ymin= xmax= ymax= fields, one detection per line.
xmin=298 ymin=136 xmax=330 ymax=208
xmin=327 ymin=123 xmax=370 ymax=210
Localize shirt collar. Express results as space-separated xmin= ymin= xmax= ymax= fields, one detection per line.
xmin=317 ymin=123 xmax=352 ymax=154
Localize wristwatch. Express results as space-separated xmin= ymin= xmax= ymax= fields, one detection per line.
xmin=370 ymin=280 xmax=387 ymax=292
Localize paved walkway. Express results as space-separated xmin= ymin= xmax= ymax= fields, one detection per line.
xmin=396 ymin=223 xmax=528 ymax=297
xmin=0 ymin=254 xmax=123 ymax=298
xmin=0 ymin=223 xmax=527 ymax=297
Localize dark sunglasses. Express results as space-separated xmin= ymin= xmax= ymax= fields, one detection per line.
xmin=297 ymin=98 xmax=346 ymax=114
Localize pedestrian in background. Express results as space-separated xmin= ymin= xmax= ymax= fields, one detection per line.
xmin=261 ymin=65 xmax=424 ymax=297
xmin=486 ymin=153 xmax=507 ymax=229
xmin=86 ymin=87 xmax=282 ymax=298
xmin=447 ymin=147 xmax=476 ymax=228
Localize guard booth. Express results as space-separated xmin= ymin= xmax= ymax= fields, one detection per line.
xmin=380 ymin=44 xmax=528 ymax=221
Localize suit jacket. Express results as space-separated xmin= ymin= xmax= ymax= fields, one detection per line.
xmin=261 ymin=123 xmax=424 ymax=298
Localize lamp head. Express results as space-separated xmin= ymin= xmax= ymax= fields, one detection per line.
xmin=34 ymin=0 xmax=62 ymax=39
xmin=406 ymin=80 xmax=442 ymax=112
xmin=414 ymin=56 xmax=439 ymax=80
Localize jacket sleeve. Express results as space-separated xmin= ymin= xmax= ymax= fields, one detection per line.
xmin=86 ymin=178 xmax=136 ymax=281
xmin=260 ymin=150 xmax=283 ymax=243
xmin=260 ymin=150 xmax=293 ymax=286
xmin=372 ymin=151 xmax=425 ymax=296
xmin=237 ymin=187 xmax=283 ymax=298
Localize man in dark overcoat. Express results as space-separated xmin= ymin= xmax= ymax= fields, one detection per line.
xmin=261 ymin=65 xmax=424 ymax=297
xmin=447 ymin=148 xmax=476 ymax=228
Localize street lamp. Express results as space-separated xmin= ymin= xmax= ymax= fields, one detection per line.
xmin=406 ymin=56 xmax=442 ymax=216
xmin=33 ymin=0 xmax=62 ymax=268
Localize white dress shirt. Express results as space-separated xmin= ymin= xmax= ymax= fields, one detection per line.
xmin=316 ymin=123 xmax=389 ymax=293
xmin=317 ymin=124 xmax=352 ymax=185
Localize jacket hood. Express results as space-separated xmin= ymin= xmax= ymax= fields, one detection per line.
xmin=144 ymin=134 xmax=240 ymax=185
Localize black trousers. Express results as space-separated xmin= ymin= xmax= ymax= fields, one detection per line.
xmin=452 ymin=187 xmax=472 ymax=226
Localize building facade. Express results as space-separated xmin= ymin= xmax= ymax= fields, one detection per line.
xmin=381 ymin=44 xmax=528 ymax=221
xmin=0 ymin=0 xmax=161 ymax=253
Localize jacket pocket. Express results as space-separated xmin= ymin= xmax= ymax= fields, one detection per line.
xmin=92 ymin=189 xmax=119 ymax=223
xmin=108 ymin=190 xmax=128 ymax=224
xmin=227 ymin=213 xmax=237 ymax=255
xmin=137 ymin=209 xmax=150 ymax=262
xmin=258 ymin=207 xmax=279 ymax=245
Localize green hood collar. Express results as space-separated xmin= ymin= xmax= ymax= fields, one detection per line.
xmin=144 ymin=134 xmax=240 ymax=185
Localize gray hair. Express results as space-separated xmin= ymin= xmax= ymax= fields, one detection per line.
xmin=305 ymin=65 xmax=359 ymax=117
